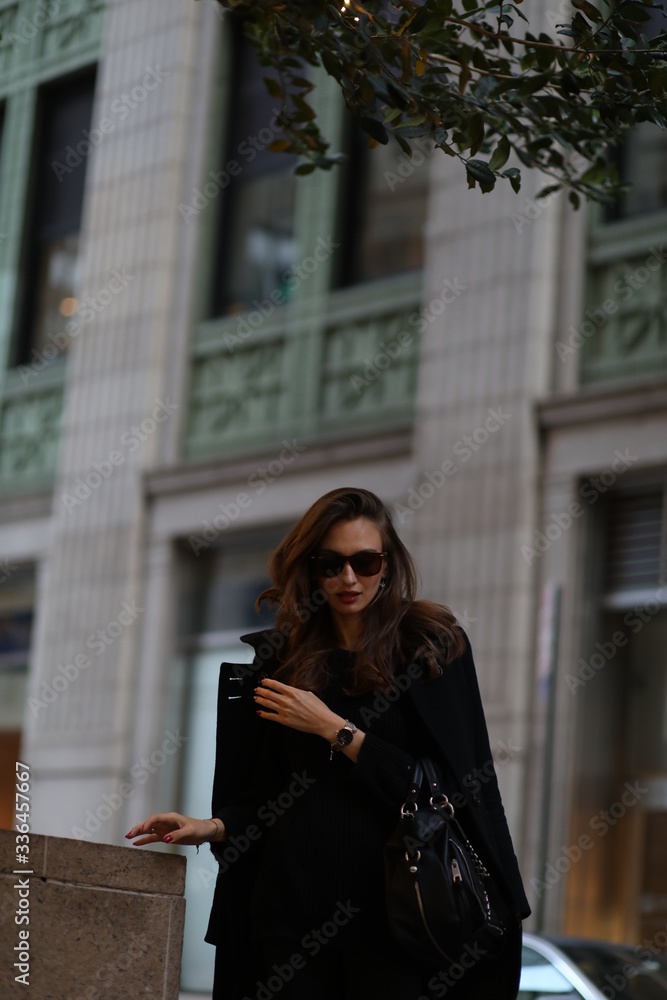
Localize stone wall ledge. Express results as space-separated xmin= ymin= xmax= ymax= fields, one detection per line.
xmin=0 ymin=829 xmax=186 ymax=1000
xmin=0 ymin=829 xmax=186 ymax=894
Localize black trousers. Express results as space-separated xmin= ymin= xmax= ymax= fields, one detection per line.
xmin=258 ymin=938 xmax=494 ymax=1000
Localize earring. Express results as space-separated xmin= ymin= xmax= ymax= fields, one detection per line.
xmin=379 ymin=578 xmax=387 ymax=589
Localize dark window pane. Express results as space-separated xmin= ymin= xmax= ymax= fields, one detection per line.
xmin=616 ymin=123 xmax=667 ymax=218
xmin=211 ymin=23 xmax=297 ymax=316
xmin=557 ymin=941 xmax=667 ymax=1000
xmin=14 ymin=69 xmax=96 ymax=367
xmin=220 ymin=172 xmax=297 ymax=313
xmin=178 ymin=533 xmax=280 ymax=637
xmin=334 ymin=116 xmax=428 ymax=287
xmin=603 ymin=492 xmax=663 ymax=593
xmin=607 ymin=3 xmax=667 ymax=221
xmin=0 ymin=609 xmax=33 ymax=662
xmin=30 ymin=232 xmax=81 ymax=360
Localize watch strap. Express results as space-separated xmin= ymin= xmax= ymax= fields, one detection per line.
xmin=329 ymin=720 xmax=358 ymax=760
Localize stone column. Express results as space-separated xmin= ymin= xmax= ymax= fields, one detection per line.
xmin=405 ymin=8 xmax=565 ymax=861
xmin=22 ymin=0 xmax=220 ymax=840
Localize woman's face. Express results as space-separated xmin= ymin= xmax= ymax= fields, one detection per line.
xmin=313 ymin=517 xmax=387 ymax=624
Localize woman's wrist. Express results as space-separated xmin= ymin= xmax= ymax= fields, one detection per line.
xmin=207 ymin=817 xmax=225 ymax=842
xmin=323 ymin=714 xmax=347 ymax=743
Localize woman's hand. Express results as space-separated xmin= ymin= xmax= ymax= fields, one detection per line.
xmin=254 ymin=678 xmax=342 ymax=740
xmin=125 ymin=812 xmax=225 ymax=847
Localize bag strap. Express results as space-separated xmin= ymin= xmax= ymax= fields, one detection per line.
xmin=400 ymin=759 xmax=424 ymax=816
xmin=422 ymin=757 xmax=442 ymax=797
xmin=422 ymin=756 xmax=456 ymax=817
xmin=401 ymin=757 xmax=456 ymax=818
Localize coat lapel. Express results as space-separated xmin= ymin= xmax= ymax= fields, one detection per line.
xmin=407 ymin=663 xmax=476 ymax=780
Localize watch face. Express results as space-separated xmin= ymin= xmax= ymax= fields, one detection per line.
xmin=336 ymin=727 xmax=354 ymax=746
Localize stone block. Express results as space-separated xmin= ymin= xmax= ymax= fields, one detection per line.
xmin=0 ymin=829 xmax=186 ymax=999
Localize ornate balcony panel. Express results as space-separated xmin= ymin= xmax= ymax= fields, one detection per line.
xmin=0 ymin=376 xmax=64 ymax=489
xmin=185 ymin=337 xmax=288 ymax=458
xmin=581 ymin=247 xmax=667 ymax=384
xmin=35 ymin=0 xmax=106 ymax=62
xmin=183 ymin=275 xmax=423 ymax=460
xmin=0 ymin=4 xmax=20 ymax=81
xmin=320 ymin=308 xmax=420 ymax=425
xmin=0 ymin=0 xmax=105 ymax=88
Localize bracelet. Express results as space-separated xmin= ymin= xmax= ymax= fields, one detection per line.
xmin=207 ymin=817 xmax=223 ymax=842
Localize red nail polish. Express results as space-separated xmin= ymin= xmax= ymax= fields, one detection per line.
xmin=164 ymin=835 xmax=172 ymax=843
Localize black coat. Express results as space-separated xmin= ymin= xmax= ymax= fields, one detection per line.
xmin=205 ymin=628 xmax=530 ymax=1000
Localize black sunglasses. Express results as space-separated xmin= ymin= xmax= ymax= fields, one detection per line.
xmin=311 ymin=550 xmax=386 ymax=578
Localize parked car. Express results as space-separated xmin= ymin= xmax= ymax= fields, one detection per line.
xmin=520 ymin=931 xmax=667 ymax=999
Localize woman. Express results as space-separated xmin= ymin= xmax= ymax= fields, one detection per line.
xmin=127 ymin=487 xmax=530 ymax=999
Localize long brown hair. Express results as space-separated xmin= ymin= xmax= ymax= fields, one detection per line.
xmin=256 ymin=487 xmax=465 ymax=693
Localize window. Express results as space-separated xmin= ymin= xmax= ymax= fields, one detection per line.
xmin=614 ymin=123 xmax=667 ymax=219
xmin=175 ymin=529 xmax=281 ymax=992
xmin=603 ymin=491 xmax=664 ymax=599
xmin=13 ymin=69 xmax=96 ymax=367
xmin=334 ymin=116 xmax=430 ymax=287
xmin=564 ymin=487 xmax=667 ymax=943
xmin=607 ymin=2 xmax=667 ymax=221
xmin=211 ymin=22 xmax=298 ymax=317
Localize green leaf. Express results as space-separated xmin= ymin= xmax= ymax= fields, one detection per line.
xmin=361 ymin=117 xmax=389 ymax=145
xmin=617 ymin=3 xmax=653 ymax=22
xmin=294 ymin=162 xmax=317 ymax=176
xmin=466 ymin=158 xmax=496 ymax=192
xmin=517 ymin=72 xmax=552 ymax=97
xmin=569 ymin=190 xmax=581 ymax=209
xmin=502 ymin=167 xmax=522 ymax=193
xmin=289 ymin=76 xmax=315 ymax=92
xmin=579 ymin=157 xmax=611 ymax=184
xmin=395 ymin=133 xmax=413 ymax=156
xmin=467 ymin=114 xmax=485 ymax=156
xmin=459 ymin=60 xmax=472 ymax=94
xmin=536 ymin=184 xmax=562 ymax=199
xmin=489 ymin=135 xmax=511 ymax=171
xmin=320 ymin=51 xmax=340 ymax=78
xmin=263 ymin=76 xmax=284 ymax=100
xmin=392 ymin=123 xmax=430 ymax=138
xmin=572 ymin=0 xmax=602 ymax=23
xmin=395 ymin=114 xmax=427 ymax=128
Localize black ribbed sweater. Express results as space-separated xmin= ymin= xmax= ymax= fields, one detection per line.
xmin=216 ymin=649 xmax=441 ymax=951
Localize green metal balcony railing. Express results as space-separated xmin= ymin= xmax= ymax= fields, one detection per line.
xmin=582 ymin=212 xmax=667 ymax=385
xmin=183 ymin=273 xmax=423 ymax=459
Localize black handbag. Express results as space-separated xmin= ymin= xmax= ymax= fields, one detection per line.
xmin=384 ymin=757 xmax=508 ymax=967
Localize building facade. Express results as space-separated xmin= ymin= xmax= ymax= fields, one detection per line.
xmin=1 ymin=0 xmax=666 ymax=990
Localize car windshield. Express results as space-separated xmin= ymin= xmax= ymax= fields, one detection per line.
xmin=555 ymin=941 xmax=667 ymax=999
xmin=519 ymin=945 xmax=584 ymax=998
